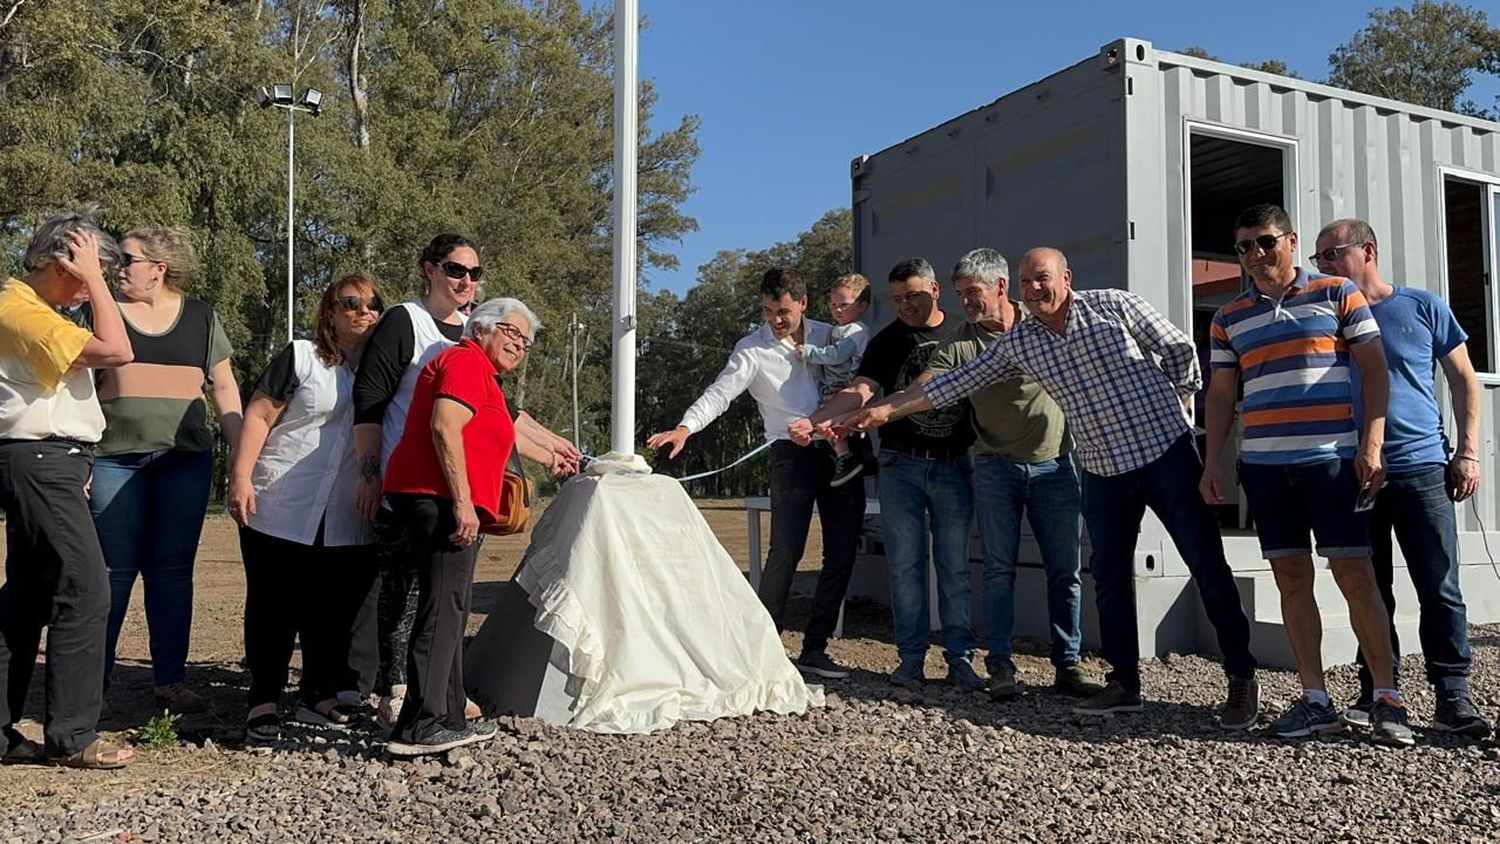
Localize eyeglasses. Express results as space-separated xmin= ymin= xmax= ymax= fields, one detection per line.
xmin=494 ymin=321 xmax=532 ymax=351
xmin=829 ymin=300 xmax=859 ymax=311
xmin=440 ymin=261 xmax=484 ymax=283
xmin=121 ymin=253 xmax=160 ymax=267
xmin=336 ymin=295 xmax=383 ymax=313
xmin=1233 ymin=232 xmax=1294 ymax=255
xmin=1308 ymin=243 xmax=1362 ymax=264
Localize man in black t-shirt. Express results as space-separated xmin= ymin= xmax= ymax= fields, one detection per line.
xmin=800 ymin=258 xmax=980 ymax=690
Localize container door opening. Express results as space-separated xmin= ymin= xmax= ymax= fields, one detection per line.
xmin=1442 ymin=177 xmax=1496 ymax=376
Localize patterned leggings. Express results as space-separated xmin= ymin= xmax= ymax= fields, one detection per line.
xmin=374 ymin=510 xmax=483 ymax=693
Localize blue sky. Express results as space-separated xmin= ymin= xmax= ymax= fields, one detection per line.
xmin=629 ymin=1 xmax=1500 ymax=294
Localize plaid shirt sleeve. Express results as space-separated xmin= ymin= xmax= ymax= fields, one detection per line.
xmin=923 ymin=332 xmax=1020 ymax=409
xmin=1110 ymin=290 xmax=1202 ymax=397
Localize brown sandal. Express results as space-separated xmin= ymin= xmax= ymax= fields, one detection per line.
xmin=53 ymin=738 xmax=133 ymax=770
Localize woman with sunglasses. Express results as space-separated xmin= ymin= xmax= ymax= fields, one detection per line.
xmin=91 ymin=227 xmax=243 ymax=716
xmin=351 ymin=234 xmax=484 ymax=728
xmin=227 ymin=274 xmax=386 ymax=741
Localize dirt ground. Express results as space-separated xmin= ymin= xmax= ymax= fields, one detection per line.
xmin=0 ymin=499 xmax=856 ymax=805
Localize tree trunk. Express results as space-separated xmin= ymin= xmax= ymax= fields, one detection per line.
xmin=346 ymin=0 xmax=370 ymax=149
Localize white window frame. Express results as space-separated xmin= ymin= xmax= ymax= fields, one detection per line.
xmin=1436 ymin=165 xmax=1500 ymax=383
xmin=1180 ymin=120 xmax=1301 ymax=318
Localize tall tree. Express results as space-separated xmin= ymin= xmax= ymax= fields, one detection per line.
xmin=1327 ymin=1 xmax=1500 ymax=116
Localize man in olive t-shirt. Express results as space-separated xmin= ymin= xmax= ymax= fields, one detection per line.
xmin=923 ymin=249 xmax=1099 ymax=700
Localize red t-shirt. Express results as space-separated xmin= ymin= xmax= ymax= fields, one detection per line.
xmin=383 ymin=339 xmax=517 ymax=522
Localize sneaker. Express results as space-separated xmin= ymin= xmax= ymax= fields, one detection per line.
xmin=1053 ymin=664 xmax=1105 ymax=697
xmin=1268 ymin=696 xmax=1341 ymax=738
xmin=464 ymin=720 xmax=498 ymax=744
xmin=988 ymin=663 xmax=1021 ymax=701
xmin=1217 ymin=675 xmax=1260 ymax=730
xmin=153 ymin=683 xmax=207 ymax=715
xmin=1371 ymin=695 xmax=1416 ymax=747
xmin=1340 ymin=696 xmax=1373 ymax=730
xmin=947 ymin=660 xmax=985 ymax=692
xmin=1071 ymin=681 xmax=1143 ymax=716
xmin=795 ymin=651 xmax=852 ymax=680
xmin=386 ymin=728 xmax=477 ymax=758
xmin=889 ymin=657 xmax=926 ymax=689
xmin=1432 ymin=695 xmax=1492 ymax=739
xmin=828 ymin=452 xmax=863 ymax=488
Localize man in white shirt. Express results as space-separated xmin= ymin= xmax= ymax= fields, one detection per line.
xmin=648 ymin=268 xmax=866 ymax=679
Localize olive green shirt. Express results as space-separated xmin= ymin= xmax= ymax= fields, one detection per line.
xmin=925 ymin=311 xmax=1069 ymax=463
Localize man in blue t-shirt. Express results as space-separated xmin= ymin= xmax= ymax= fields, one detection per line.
xmin=1314 ymin=218 xmax=1490 ymax=739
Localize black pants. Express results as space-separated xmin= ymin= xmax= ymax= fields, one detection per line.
xmin=373 ymin=509 xmax=419 ymax=694
xmin=387 ymin=494 xmax=478 ymax=743
xmin=239 ymin=525 xmax=377 ymax=708
xmin=0 ymin=440 xmax=109 ymax=756
xmin=347 ymin=573 xmax=380 ymax=697
xmin=760 ymin=440 xmax=866 ymax=655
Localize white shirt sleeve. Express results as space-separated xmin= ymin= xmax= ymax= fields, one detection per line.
xmin=678 ymin=345 xmax=759 ymax=434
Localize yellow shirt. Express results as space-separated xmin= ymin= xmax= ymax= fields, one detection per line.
xmin=0 ymin=279 xmax=104 ymax=441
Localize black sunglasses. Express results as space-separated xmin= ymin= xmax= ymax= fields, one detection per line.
xmin=1308 ymin=243 xmax=1363 ymax=264
xmin=121 ymin=253 xmax=160 ymax=267
xmin=336 ymin=295 xmax=384 ymax=313
xmin=440 ymin=261 xmax=484 ymax=283
xmin=1233 ymin=231 xmax=1293 ymax=255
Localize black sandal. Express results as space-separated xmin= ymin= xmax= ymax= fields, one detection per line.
xmin=245 ymin=712 xmax=281 ymax=744
xmin=1 ymin=729 xmax=44 ymax=765
xmin=294 ymin=700 xmax=357 ymax=727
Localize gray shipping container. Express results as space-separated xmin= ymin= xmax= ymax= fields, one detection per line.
xmin=848 ymin=37 xmax=1500 ymax=667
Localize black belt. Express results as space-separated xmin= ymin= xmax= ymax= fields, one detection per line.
xmin=0 ymin=437 xmax=96 ymax=451
xmin=882 ymin=444 xmax=969 ymax=461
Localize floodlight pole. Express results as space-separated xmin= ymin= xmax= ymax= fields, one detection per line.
xmin=609 ymin=0 xmax=639 ymax=457
xmin=285 ymin=107 xmax=296 ymax=344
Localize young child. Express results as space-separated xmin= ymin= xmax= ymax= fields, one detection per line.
xmin=798 ymin=273 xmax=872 ymax=487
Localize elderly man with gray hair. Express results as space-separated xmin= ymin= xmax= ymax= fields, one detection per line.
xmin=904 ymin=248 xmax=1099 ymax=700
xmin=0 ymin=208 xmax=135 ymax=768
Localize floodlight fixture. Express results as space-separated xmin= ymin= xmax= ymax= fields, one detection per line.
xmin=299 ymin=88 xmax=324 ymax=116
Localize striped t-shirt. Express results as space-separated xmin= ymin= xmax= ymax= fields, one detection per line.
xmin=1209 ymin=270 xmax=1379 ymax=465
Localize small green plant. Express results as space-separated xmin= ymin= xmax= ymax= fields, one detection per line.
xmin=138 ymin=710 xmax=181 ymax=750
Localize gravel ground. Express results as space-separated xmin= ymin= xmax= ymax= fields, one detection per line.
xmin=3 ymin=618 xmax=1498 ymax=843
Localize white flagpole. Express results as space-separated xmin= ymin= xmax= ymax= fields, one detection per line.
xmin=609 ymin=0 xmax=639 ymax=458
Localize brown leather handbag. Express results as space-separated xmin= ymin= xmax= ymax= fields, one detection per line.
xmin=481 ymin=452 xmax=532 ymax=536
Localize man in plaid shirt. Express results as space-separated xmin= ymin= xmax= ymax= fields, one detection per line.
xmin=839 ymin=247 xmax=1260 ymax=728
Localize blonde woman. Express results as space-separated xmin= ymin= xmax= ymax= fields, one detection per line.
xmin=92 ymin=227 xmax=243 ymax=714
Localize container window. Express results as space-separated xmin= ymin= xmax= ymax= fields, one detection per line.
xmin=1442 ymin=177 xmax=1493 ymax=374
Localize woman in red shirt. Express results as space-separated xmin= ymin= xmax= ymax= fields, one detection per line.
xmin=380 ymin=296 xmax=537 ymax=757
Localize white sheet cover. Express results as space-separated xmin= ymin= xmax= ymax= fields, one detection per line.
xmin=514 ymin=472 xmax=824 ymax=733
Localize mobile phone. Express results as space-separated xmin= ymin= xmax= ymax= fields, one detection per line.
xmin=1353 ymin=481 xmax=1378 ymax=513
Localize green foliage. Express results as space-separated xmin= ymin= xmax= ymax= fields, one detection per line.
xmin=138 ymin=709 xmax=181 ymax=750
xmin=1327 ymin=2 xmax=1500 ymax=116
xmin=0 ymin=0 xmax=700 ymax=474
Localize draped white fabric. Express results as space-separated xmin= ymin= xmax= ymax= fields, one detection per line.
xmin=515 ymin=472 xmax=823 ymax=733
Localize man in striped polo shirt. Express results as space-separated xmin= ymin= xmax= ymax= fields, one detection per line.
xmin=1201 ymin=203 xmax=1412 ymax=747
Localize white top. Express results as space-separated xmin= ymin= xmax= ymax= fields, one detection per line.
xmin=380 ymin=300 xmax=465 ymax=471
xmin=678 ymin=319 xmax=830 ymax=442
xmin=0 ymin=363 xmax=104 ymax=443
xmin=246 ymin=340 xmax=375 ymax=546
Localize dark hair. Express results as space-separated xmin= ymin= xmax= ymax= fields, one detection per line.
xmin=888 ymin=257 xmax=936 ymax=284
xmin=315 ymin=272 xmax=384 ymax=366
xmin=1233 ymin=203 xmax=1293 ymax=234
xmin=418 ymin=233 xmax=480 ymax=270
xmin=760 ymin=266 xmax=806 ymax=300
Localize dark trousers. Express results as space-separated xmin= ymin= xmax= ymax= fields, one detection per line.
xmin=374 ymin=508 xmax=419 ymax=694
xmin=388 ymin=494 xmax=478 ymax=743
xmin=759 ymin=440 xmax=866 ymax=655
xmin=1080 ymin=434 xmax=1256 ymax=693
xmin=347 ymin=574 xmax=380 ymax=697
xmin=0 ymin=440 xmax=108 ymax=756
xmin=239 ymin=525 xmax=377 ymax=708
xmin=1356 ymin=464 xmax=1472 ymax=698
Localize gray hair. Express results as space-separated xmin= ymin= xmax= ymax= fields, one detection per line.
xmin=951 ymin=248 xmax=1009 ymax=287
xmin=23 ymin=204 xmax=122 ymax=276
xmin=1318 ymin=218 xmax=1378 ymax=249
xmin=468 ymin=296 xmax=541 ymax=342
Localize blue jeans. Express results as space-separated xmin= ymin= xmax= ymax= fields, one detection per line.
xmin=1356 ymin=464 xmax=1471 ymax=698
xmin=1079 ymin=434 xmax=1256 ymax=693
xmin=876 ymin=450 xmax=976 ymax=664
xmin=973 ymin=452 xmax=1082 ymax=670
xmin=90 ymin=449 xmax=213 ymax=687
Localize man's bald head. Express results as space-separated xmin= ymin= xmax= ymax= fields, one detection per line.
xmin=1020 ymin=247 xmax=1068 ymax=275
